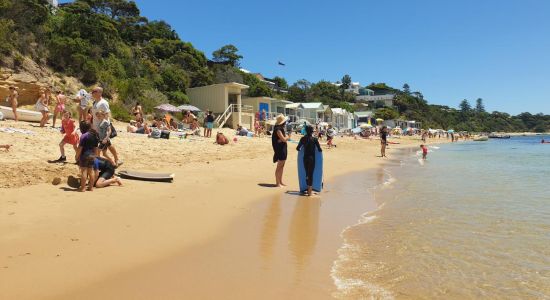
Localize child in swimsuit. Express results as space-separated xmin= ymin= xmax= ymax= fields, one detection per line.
xmin=56 ymin=111 xmax=79 ymax=162
xmin=420 ymin=144 xmax=428 ymax=160
xmin=52 ymin=90 xmax=66 ymax=128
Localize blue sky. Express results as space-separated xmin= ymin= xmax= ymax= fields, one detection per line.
xmin=132 ymin=0 xmax=550 ymax=114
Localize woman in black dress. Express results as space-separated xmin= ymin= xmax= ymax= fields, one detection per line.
xmin=272 ymin=114 xmax=291 ymax=187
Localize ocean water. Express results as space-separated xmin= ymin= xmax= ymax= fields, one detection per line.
xmin=332 ymin=136 xmax=550 ymax=299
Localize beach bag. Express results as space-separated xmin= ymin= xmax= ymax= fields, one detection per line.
xmin=150 ymin=128 xmax=161 ymax=139
xmin=160 ymin=130 xmax=170 ymax=139
xmin=109 ymin=123 xmax=117 ymax=139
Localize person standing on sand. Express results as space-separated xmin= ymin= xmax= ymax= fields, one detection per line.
xmin=75 ymin=89 xmax=90 ymax=122
xmin=35 ymin=89 xmax=50 ymax=127
xmin=296 ymin=125 xmax=322 ymax=196
xmin=380 ymin=126 xmax=388 ymax=157
xmin=326 ymin=124 xmax=337 ymax=148
xmin=90 ymin=87 xmax=120 ymax=166
xmin=272 ymin=114 xmax=291 ymax=187
xmin=204 ymin=110 xmax=215 ymax=138
xmin=132 ymin=102 xmax=143 ymax=118
xmin=75 ymin=121 xmax=99 ymax=192
xmin=7 ymin=86 xmax=18 ymax=122
xmin=52 ymin=90 xmax=66 ymax=128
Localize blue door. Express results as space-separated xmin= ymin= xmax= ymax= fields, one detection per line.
xmin=259 ymin=102 xmax=269 ymax=120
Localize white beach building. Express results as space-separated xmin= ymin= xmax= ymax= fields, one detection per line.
xmin=331 ymin=108 xmax=355 ymax=130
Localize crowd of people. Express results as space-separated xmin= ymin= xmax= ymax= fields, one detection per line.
xmin=3 ymin=84 xmax=441 ymax=195
xmin=34 ymin=86 xmax=124 ymax=192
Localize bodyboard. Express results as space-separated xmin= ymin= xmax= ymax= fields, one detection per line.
xmin=118 ymin=170 xmax=174 ymax=182
xmin=297 ymin=147 xmax=323 ymax=193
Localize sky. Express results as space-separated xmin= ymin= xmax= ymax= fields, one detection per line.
xmin=132 ymin=0 xmax=550 ymax=114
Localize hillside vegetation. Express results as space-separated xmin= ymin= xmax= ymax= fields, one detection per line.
xmin=0 ymin=0 xmax=548 ymax=132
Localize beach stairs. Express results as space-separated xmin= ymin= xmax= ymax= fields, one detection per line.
xmin=215 ymin=104 xmax=234 ymax=128
xmin=214 ymin=104 xmax=253 ymax=128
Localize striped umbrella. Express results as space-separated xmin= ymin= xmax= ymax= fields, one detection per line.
xmin=155 ymin=104 xmax=180 ymax=112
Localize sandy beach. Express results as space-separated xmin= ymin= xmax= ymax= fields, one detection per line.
xmin=0 ymin=119 xmax=447 ymax=299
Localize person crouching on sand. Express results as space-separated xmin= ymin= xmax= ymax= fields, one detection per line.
xmin=296 ymin=125 xmax=322 ymax=196
xmin=272 ymin=114 xmax=291 ymax=187
xmin=56 ymin=111 xmax=79 ymax=162
xmin=75 ymin=121 xmax=99 ymax=192
xmin=420 ymin=144 xmax=428 ymax=160
xmin=88 ymin=155 xmax=122 ymax=188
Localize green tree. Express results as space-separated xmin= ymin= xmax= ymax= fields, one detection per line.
xmin=459 ymin=99 xmax=472 ymax=112
xmin=403 ymin=83 xmax=410 ymax=94
xmin=341 ymin=75 xmax=352 ymax=89
xmin=271 ymin=76 xmax=288 ymax=89
xmin=374 ymin=108 xmax=399 ymax=120
xmin=212 ymin=44 xmax=243 ymax=67
xmin=475 ymin=98 xmax=486 ymax=113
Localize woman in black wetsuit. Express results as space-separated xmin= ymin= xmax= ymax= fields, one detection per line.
xmin=272 ymin=114 xmax=291 ymax=187
xmin=296 ymin=125 xmax=322 ymax=196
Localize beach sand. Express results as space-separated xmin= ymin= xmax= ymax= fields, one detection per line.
xmin=0 ymin=119 xmax=447 ymax=299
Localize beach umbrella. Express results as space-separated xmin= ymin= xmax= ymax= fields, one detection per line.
xmin=176 ymin=104 xmax=201 ymax=112
xmin=447 ymin=129 xmax=455 ymax=133
xmin=265 ymin=119 xmax=276 ymax=126
xmin=319 ymin=122 xmax=329 ymax=127
xmin=376 ymin=118 xmax=384 ymax=122
xmin=155 ymin=104 xmax=180 ymax=112
xmin=360 ymin=123 xmax=373 ymax=129
xmin=351 ymin=127 xmax=362 ymax=134
xmin=296 ymin=119 xmax=311 ymax=125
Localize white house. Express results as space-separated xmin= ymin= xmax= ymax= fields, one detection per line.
xmin=285 ymin=102 xmax=327 ymax=124
xmin=331 ymin=108 xmax=354 ymax=130
xmin=356 ymin=94 xmax=395 ymax=108
xmin=333 ymin=82 xmax=361 ymax=95
xmin=354 ymin=111 xmax=374 ymax=126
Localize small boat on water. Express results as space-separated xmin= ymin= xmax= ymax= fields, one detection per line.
xmin=473 ymin=136 xmax=489 ymax=141
xmin=0 ymin=105 xmax=43 ymax=122
xmin=488 ymin=133 xmax=511 ymax=139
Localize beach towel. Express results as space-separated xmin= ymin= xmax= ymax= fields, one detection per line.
xmin=0 ymin=127 xmax=35 ymax=135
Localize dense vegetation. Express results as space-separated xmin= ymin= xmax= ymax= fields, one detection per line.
xmin=0 ymin=0 xmax=548 ymax=131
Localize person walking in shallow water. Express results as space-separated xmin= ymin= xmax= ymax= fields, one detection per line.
xmin=380 ymin=126 xmax=388 ymax=157
xmin=272 ymin=114 xmax=291 ymax=187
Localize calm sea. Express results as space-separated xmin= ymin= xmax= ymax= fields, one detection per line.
xmin=332 ymin=136 xmax=550 ymax=299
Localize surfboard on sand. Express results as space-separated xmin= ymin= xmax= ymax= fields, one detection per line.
xmin=118 ymin=170 xmax=174 ymax=182
xmin=297 ymin=147 xmax=323 ymax=193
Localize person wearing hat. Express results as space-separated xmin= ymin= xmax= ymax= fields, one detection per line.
xmin=7 ymin=86 xmax=18 ymax=122
xmin=272 ymin=114 xmax=291 ymax=187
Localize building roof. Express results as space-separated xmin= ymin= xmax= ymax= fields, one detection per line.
xmin=300 ymin=102 xmax=324 ymax=109
xmin=354 ymin=111 xmax=374 ymax=117
xmin=285 ymin=103 xmax=301 ymax=109
xmin=271 ymin=99 xmax=293 ymax=104
xmin=187 ymin=82 xmax=249 ymax=91
xmin=331 ymin=108 xmax=346 ymax=115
